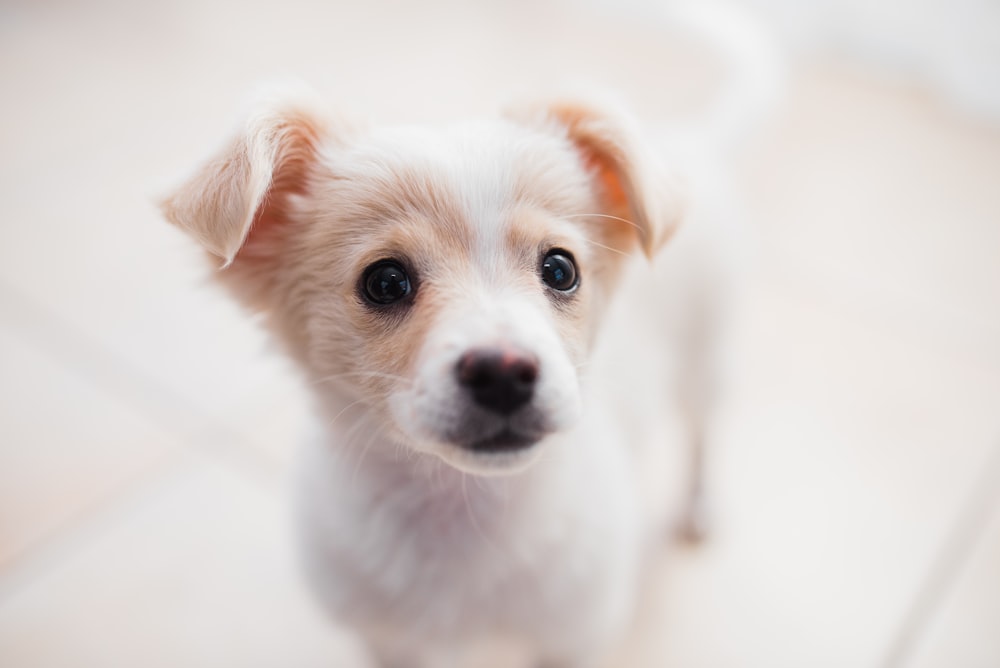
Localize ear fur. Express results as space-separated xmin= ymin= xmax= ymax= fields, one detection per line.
xmin=508 ymin=96 xmax=685 ymax=259
xmin=160 ymin=86 xmax=331 ymax=268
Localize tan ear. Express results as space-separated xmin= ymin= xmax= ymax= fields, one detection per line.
xmin=509 ymin=97 xmax=684 ymax=259
xmin=160 ymin=88 xmax=330 ymax=268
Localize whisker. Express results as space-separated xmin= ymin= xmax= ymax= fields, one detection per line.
xmin=350 ymin=421 xmax=382 ymax=485
xmin=472 ymin=473 xmax=491 ymax=494
xmin=325 ymin=397 xmax=369 ymax=429
xmin=581 ymin=237 xmax=631 ymax=259
xmin=310 ymin=370 xmax=413 ymax=388
xmin=431 ymin=458 xmax=447 ymax=493
xmin=462 ymin=473 xmax=504 ymax=556
xmin=562 ymin=212 xmax=643 ymax=235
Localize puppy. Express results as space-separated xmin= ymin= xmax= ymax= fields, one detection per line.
xmin=162 ymin=87 xmax=724 ymax=667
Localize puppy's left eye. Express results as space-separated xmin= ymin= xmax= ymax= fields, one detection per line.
xmin=541 ymin=250 xmax=579 ymax=292
xmin=362 ymin=260 xmax=412 ymax=305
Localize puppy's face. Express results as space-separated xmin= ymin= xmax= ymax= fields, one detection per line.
xmin=162 ymin=90 xmax=681 ymax=475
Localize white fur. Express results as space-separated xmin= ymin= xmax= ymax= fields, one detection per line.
xmin=161 ymin=21 xmax=777 ymax=657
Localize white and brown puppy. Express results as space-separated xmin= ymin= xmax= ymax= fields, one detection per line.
xmin=162 ymin=87 xmax=725 ymax=668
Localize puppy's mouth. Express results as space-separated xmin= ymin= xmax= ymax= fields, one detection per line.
xmin=462 ymin=427 xmax=544 ymax=453
xmin=431 ymin=421 xmax=553 ymax=476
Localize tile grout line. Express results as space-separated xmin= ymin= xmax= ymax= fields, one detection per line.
xmin=0 ymin=278 xmax=283 ymax=487
xmin=880 ymin=436 xmax=1000 ymax=668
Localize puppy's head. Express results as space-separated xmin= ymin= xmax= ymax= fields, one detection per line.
xmin=162 ymin=87 xmax=683 ymax=475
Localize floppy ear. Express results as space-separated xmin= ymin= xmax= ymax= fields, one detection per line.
xmin=160 ymin=88 xmax=330 ymax=268
xmin=509 ymin=98 xmax=685 ymax=259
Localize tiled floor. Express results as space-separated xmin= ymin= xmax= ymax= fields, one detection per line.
xmin=1 ymin=1 xmax=998 ymax=666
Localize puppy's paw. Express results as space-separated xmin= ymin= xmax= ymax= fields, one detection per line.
xmin=674 ymin=495 xmax=711 ymax=545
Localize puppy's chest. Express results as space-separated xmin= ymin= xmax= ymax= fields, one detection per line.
xmin=304 ymin=442 xmax=637 ymax=635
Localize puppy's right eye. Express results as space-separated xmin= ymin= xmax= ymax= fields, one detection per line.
xmin=362 ymin=261 xmax=412 ymax=305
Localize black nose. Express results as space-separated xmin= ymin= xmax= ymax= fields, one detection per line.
xmin=456 ymin=347 xmax=539 ymax=415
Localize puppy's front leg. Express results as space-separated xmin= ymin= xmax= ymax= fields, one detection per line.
xmin=676 ymin=420 xmax=710 ymax=544
xmin=670 ymin=297 xmax=722 ymax=546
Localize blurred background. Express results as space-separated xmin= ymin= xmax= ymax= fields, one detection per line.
xmin=0 ymin=0 xmax=998 ymax=666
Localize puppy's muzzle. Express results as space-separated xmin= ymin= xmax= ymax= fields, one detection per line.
xmin=456 ymin=347 xmax=538 ymax=416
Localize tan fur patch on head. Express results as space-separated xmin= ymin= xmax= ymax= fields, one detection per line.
xmin=506 ymin=96 xmax=686 ymax=260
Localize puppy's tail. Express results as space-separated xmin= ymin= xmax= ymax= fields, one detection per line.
xmin=667 ymin=1 xmax=786 ymax=153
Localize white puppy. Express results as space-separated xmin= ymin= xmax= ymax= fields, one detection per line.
xmin=161 ymin=79 xmax=751 ymax=665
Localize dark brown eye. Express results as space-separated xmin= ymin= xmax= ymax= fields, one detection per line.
xmin=541 ymin=250 xmax=578 ymax=292
xmin=363 ymin=261 xmax=412 ymax=305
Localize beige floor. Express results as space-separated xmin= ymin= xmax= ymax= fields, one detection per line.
xmin=1 ymin=1 xmax=998 ymax=666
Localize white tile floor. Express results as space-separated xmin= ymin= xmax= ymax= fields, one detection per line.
xmin=1 ymin=1 xmax=998 ymax=666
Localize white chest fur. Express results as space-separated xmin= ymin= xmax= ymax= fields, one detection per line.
xmin=295 ymin=407 xmax=644 ymax=666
